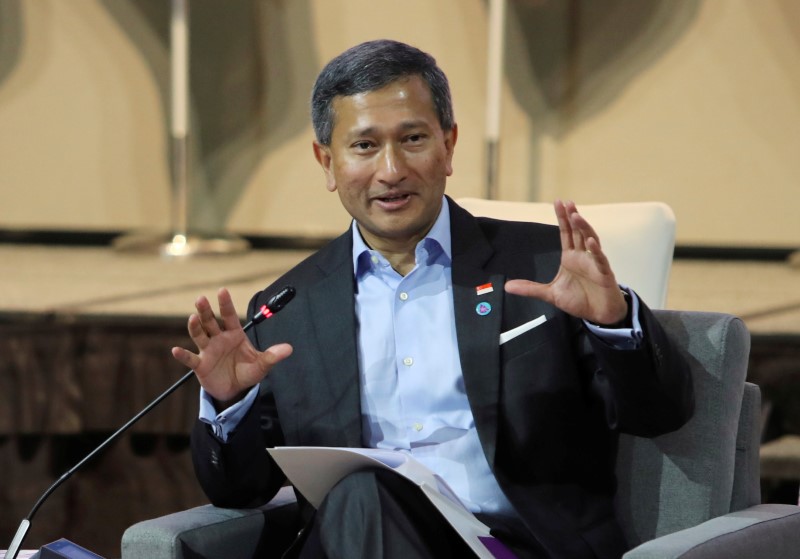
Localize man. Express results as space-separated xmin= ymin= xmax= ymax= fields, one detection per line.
xmin=173 ymin=40 xmax=693 ymax=558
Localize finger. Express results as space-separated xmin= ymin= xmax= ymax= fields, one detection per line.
xmin=569 ymin=209 xmax=602 ymax=253
xmin=195 ymin=295 xmax=222 ymax=336
xmin=565 ymin=201 xmax=587 ymax=252
xmin=504 ymin=279 xmax=554 ymax=305
xmin=171 ymin=346 xmax=200 ymax=370
xmin=554 ymin=199 xmax=574 ymax=251
xmin=256 ymin=343 xmax=294 ymax=373
xmin=217 ymin=287 xmax=243 ymax=332
xmin=585 ymin=237 xmax=615 ymax=277
xmin=186 ymin=314 xmax=211 ymax=350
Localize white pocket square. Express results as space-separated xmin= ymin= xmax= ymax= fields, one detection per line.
xmin=499 ymin=315 xmax=547 ymax=345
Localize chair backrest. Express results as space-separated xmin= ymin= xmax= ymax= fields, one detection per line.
xmin=455 ymin=198 xmax=676 ymax=309
xmin=613 ymin=309 xmax=759 ymax=547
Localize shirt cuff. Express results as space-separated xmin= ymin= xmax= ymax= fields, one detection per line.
xmin=198 ymin=385 xmax=259 ymax=442
xmin=583 ymin=286 xmax=644 ymax=350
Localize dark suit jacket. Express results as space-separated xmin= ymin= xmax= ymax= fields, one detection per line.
xmin=191 ymin=197 xmax=694 ymax=559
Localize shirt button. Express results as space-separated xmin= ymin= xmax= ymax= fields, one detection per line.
xmin=371 ymin=255 xmax=379 ymax=264
xmin=413 ymin=422 xmax=424 ymax=432
xmin=399 ymin=292 xmax=409 ymax=301
xmin=403 ymin=357 xmax=414 ymax=366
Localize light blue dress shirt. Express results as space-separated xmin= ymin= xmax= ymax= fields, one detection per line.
xmin=199 ymin=196 xmax=643 ymax=517
xmin=351 ymin=200 xmax=516 ymax=516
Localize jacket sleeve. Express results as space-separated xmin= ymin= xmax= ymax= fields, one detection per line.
xmin=584 ymin=294 xmax=695 ymax=437
xmin=189 ymin=293 xmax=288 ymax=509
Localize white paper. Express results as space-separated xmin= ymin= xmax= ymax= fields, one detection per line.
xmin=268 ymin=446 xmax=514 ymax=559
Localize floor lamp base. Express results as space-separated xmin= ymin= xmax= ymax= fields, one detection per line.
xmin=112 ymin=232 xmax=250 ymax=257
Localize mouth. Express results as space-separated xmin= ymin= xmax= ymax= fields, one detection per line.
xmin=373 ymin=192 xmax=412 ymax=209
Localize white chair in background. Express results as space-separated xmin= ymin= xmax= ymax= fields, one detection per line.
xmin=455 ymin=198 xmax=676 ymax=309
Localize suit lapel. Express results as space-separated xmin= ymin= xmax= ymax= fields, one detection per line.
xmin=305 ymin=232 xmax=363 ymax=448
xmin=449 ymin=199 xmax=504 ymax=469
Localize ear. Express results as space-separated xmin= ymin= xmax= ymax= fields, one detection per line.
xmin=443 ymin=124 xmax=458 ymax=177
xmin=313 ymin=142 xmax=337 ymax=192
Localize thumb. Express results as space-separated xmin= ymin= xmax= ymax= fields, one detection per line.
xmin=258 ymin=343 xmax=294 ymax=372
xmin=504 ymin=279 xmax=552 ymax=303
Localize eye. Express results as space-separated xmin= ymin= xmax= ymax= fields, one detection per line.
xmin=405 ymin=133 xmax=425 ymax=143
xmin=351 ymin=140 xmax=374 ymax=152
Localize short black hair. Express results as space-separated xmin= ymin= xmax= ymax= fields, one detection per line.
xmin=311 ymin=39 xmax=454 ymax=145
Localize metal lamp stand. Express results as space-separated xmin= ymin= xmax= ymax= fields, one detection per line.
xmin=113 ymin=0 xmax=249 ymax=257
xmin=484 ymin=0 xmax=506 ymax=200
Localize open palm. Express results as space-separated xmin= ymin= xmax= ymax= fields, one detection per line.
xmin=505 ymin=200 xmax=628 ymax=326
xmin=171 ymin=288 xmax=293 ymax=408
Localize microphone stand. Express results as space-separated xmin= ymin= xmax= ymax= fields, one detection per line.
xmin=4 ymin=286 xmax=295 ymax=559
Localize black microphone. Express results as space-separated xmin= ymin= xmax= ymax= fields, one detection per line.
xmin=4 ymin=286 xmax=296 ymax=559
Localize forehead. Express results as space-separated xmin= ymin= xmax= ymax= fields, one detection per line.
xmin=330 ymin=76 xmax=439 ymax=136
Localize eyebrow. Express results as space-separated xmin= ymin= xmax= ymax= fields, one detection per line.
xmin=348 ymin=120 xmax=431 ymax=138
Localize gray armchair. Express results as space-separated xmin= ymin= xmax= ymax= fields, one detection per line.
xmin=121 ymin=310 xmax=800 ymax=558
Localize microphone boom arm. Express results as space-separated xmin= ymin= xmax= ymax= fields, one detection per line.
xmin=4 ymin=286 xmax=295 ymax=559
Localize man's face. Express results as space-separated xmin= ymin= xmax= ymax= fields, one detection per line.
xmin=313 ymin=75 xmax=457 ymax=251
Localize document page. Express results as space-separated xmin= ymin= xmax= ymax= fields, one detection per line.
xmin=268 ymin=446 xmax=517 ymax=559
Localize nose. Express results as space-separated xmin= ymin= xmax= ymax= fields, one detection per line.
xmin=376 ymin=144 xmax=407 ymax=186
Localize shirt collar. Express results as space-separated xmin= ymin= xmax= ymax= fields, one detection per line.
xmin=352 ymin=196 xmax=452 ymax=277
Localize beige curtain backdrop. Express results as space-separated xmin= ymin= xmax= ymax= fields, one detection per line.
xmin=0 ymin=0 xmax=798 ymax=247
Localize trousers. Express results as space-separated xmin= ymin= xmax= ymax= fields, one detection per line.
xmin=291 ymin=468 xmax=546 ymax=559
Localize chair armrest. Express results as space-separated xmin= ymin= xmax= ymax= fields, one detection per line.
xmin=623 ymin=504 xmax=800 ymax=558
xmin=121 ymin=486 xmax=298 ymax=559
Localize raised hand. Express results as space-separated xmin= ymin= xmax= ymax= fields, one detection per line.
xmin=171 ymin=288 xmax=293 ymax=409
xmin=505 ymin=200 xmax=628 ymax=326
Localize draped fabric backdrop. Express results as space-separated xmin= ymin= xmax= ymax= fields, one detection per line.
xmin=0 ymin=319 xmax=205 ymax=556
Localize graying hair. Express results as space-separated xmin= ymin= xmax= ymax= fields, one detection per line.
xmin=311 ymin=39 xmax=454 ymax=145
